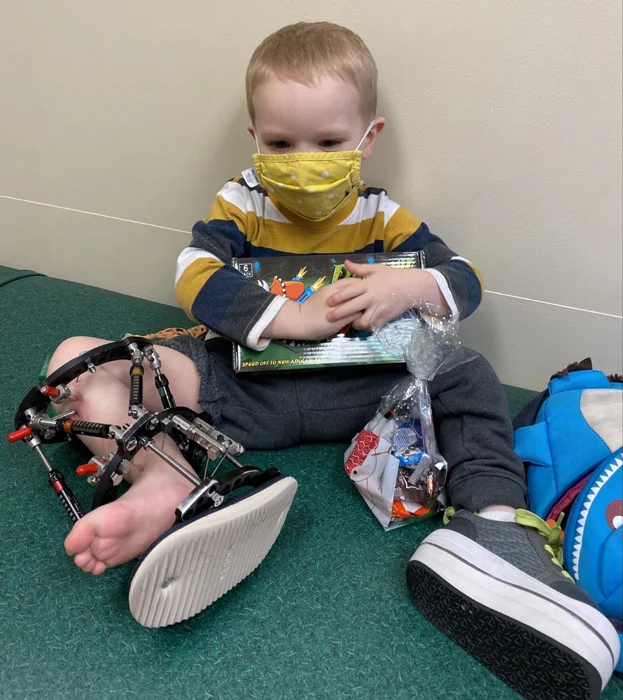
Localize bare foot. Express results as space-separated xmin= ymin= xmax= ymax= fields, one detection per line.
xmin=64 ymin=459 xmax=195 ymax=575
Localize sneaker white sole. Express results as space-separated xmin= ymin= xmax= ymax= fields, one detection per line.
xmin=408 ymin=528 xmax=620 ymax=698
xmin=128 ymin=476 xmax=297 ymax=628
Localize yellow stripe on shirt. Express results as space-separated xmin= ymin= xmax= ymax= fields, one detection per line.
xmin=176 ymin=257 xmax=223 ymax=320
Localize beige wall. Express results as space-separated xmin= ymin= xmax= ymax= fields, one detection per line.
xmin=1 ymin=0 xmax=621 ymax=389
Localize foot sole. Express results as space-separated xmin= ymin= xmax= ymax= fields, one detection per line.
xmin=128 ymin=476 xmax=297 ymax=627
xmin=407 ymin=530 xmax=619 ymax=700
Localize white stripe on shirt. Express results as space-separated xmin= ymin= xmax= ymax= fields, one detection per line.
xmin=218 ymin=181 xmax=290 ymax=224
xmin=450 ymin=255 xmax=475 ymax=266
xmin=340 ymin=191 xmax=401 ymax=227
xmin=175 ymin=247 xmax=222 ymax=285
xmin=246 ymin=295 xmax=288 ymax=351
xmin=423 ymin=268 xmax=460 ymax=318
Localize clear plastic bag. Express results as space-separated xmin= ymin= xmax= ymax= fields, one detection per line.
xmin=344 ymin=305 xmax=465 ymax=530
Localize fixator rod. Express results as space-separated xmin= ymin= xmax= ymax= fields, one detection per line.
xmin=143 ymin=439 xmax=201 ymax=487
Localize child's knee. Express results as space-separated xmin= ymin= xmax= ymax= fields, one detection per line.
xmin=48 ymin=336 xmax=104 ymax=376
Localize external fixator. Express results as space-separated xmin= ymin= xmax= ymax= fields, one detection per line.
xmin=9 ymin=336 xmax=281 ymax=525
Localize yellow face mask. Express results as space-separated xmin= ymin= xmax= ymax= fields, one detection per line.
xmin=251 ymin=121 xmax=375 ymax=222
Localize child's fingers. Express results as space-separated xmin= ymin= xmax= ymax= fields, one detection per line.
xmin=344 ymin=259 xmax=375 ymax=277
xmin=332 ymin=311 xmax=363 ymax=330
xmin=326 ymin=296 xmax=369 ymax=322
xmin=327 ymin=280 xmax=365 ymax=306
xmin=353 ymin=301 xmax=389 ymax=331
xmin=352 ymin=310 xmax=374 ymax=331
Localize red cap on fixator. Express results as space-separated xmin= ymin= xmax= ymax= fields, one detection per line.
xmin=40 ymin=386 xmax=61 ymax=398
xmin=7 ymin=427 xmax=33 ymax=443
xmin=76 ymin=463 xmax=100 ymax=477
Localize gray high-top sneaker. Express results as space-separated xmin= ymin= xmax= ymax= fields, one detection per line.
xmin=406 ymin=508 xmax=620 ymax=700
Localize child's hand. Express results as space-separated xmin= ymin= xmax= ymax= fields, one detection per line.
xmin=264 ymin=284 xmax=363 ymax=341
xmin=298 ymin=285 xmax=364 ymax=339
xmin=326 ymin=260 xmax=450 ymax=330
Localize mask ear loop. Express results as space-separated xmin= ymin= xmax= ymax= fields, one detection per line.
xmin=254 ymin=128 xmax=261 ymax=154
xmin=355 ymin=119 xmax=377 ymax=152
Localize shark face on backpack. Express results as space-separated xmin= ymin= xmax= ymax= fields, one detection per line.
xmin=514 ymin=361 xmax=623 ymax=673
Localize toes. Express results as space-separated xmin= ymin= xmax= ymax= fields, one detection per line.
xmin=74 ymin=551 xmax=96 ymax=570
xmin=65 ymin=518 xmax=97 ymax=556
xmin=81 ymin=558 xmax=97 ymax=573
xmin=92 ymin=561 xmax=107 ymax=576
xmin=73 ymin=549 xmax=107 ymax=575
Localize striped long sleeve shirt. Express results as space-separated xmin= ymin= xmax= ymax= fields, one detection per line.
xmin=175 ymin=177 xmax=483 ymax=350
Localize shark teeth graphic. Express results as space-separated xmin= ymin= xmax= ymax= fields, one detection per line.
xmin=571 ymin=452 xmax=622 ymax=580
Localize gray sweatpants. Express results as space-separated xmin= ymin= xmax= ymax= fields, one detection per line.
xmin=158 ymin=337 xmax=527 ymax=511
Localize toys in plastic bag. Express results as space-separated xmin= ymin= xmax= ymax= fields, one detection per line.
xmin=344 ymin=308 xmax=466 ymax=530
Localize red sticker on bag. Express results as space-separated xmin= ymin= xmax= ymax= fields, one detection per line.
xmin=345 ymin=429 xmax=380 ymax=475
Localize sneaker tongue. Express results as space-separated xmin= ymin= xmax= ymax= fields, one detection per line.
xmin=476 ymin=510 xmax=517 ymax=523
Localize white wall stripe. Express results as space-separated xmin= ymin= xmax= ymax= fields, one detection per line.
xmin=0 ymin=194 xmax=191 ymax=234
xmin=484 ymin=291 xmax=622 ymax=320
xmin=2 ymin=193 xmax=621 ymax=321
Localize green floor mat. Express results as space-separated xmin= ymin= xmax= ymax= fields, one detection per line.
xmin=1 ymin=268 xmax=619 ymax=699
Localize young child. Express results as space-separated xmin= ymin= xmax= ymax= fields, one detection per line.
xmin=48 ymin=21 xmax=618 ymax=699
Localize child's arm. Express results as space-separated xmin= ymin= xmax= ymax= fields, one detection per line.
xmin=384 ymin=209 xmax=483 ymax=320
xmin=263 ymin=285 xmax=362 ymax=340
xmin=175 ymin=180 xmax=288 ymax=349
xmin=176 ymin=180 xmax=359 ymax=346
xmin=326 ymin=262 xmax=450 ymax=330
xmin=327 ymin=205 xmax=483 ymax=330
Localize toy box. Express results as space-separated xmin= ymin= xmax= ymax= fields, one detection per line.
xmin=232 ymin=252 xmax=425 ymax=372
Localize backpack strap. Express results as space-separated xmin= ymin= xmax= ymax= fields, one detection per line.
xmin=514 ymin=422 xmax=552 ymax=466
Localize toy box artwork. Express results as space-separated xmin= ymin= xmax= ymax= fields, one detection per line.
xmin=232 ymin=252 xmax=425 ymax=372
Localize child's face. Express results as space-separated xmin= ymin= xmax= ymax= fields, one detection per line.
xmin=250 ymin=74 xmax=383 ymax=158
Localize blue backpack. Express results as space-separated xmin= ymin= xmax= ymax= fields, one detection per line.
xmin=513 ymin=360 xmax=623 ymax=673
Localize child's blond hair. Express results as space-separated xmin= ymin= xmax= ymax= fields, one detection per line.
xmin=246 ymin=22 xmax=377 ymax=122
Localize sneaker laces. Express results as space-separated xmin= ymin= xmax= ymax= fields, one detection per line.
xmin=515 ymin=509 xmax=572 ymax=580
xmin=442 ymin=506 xmax=456 ymax=526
